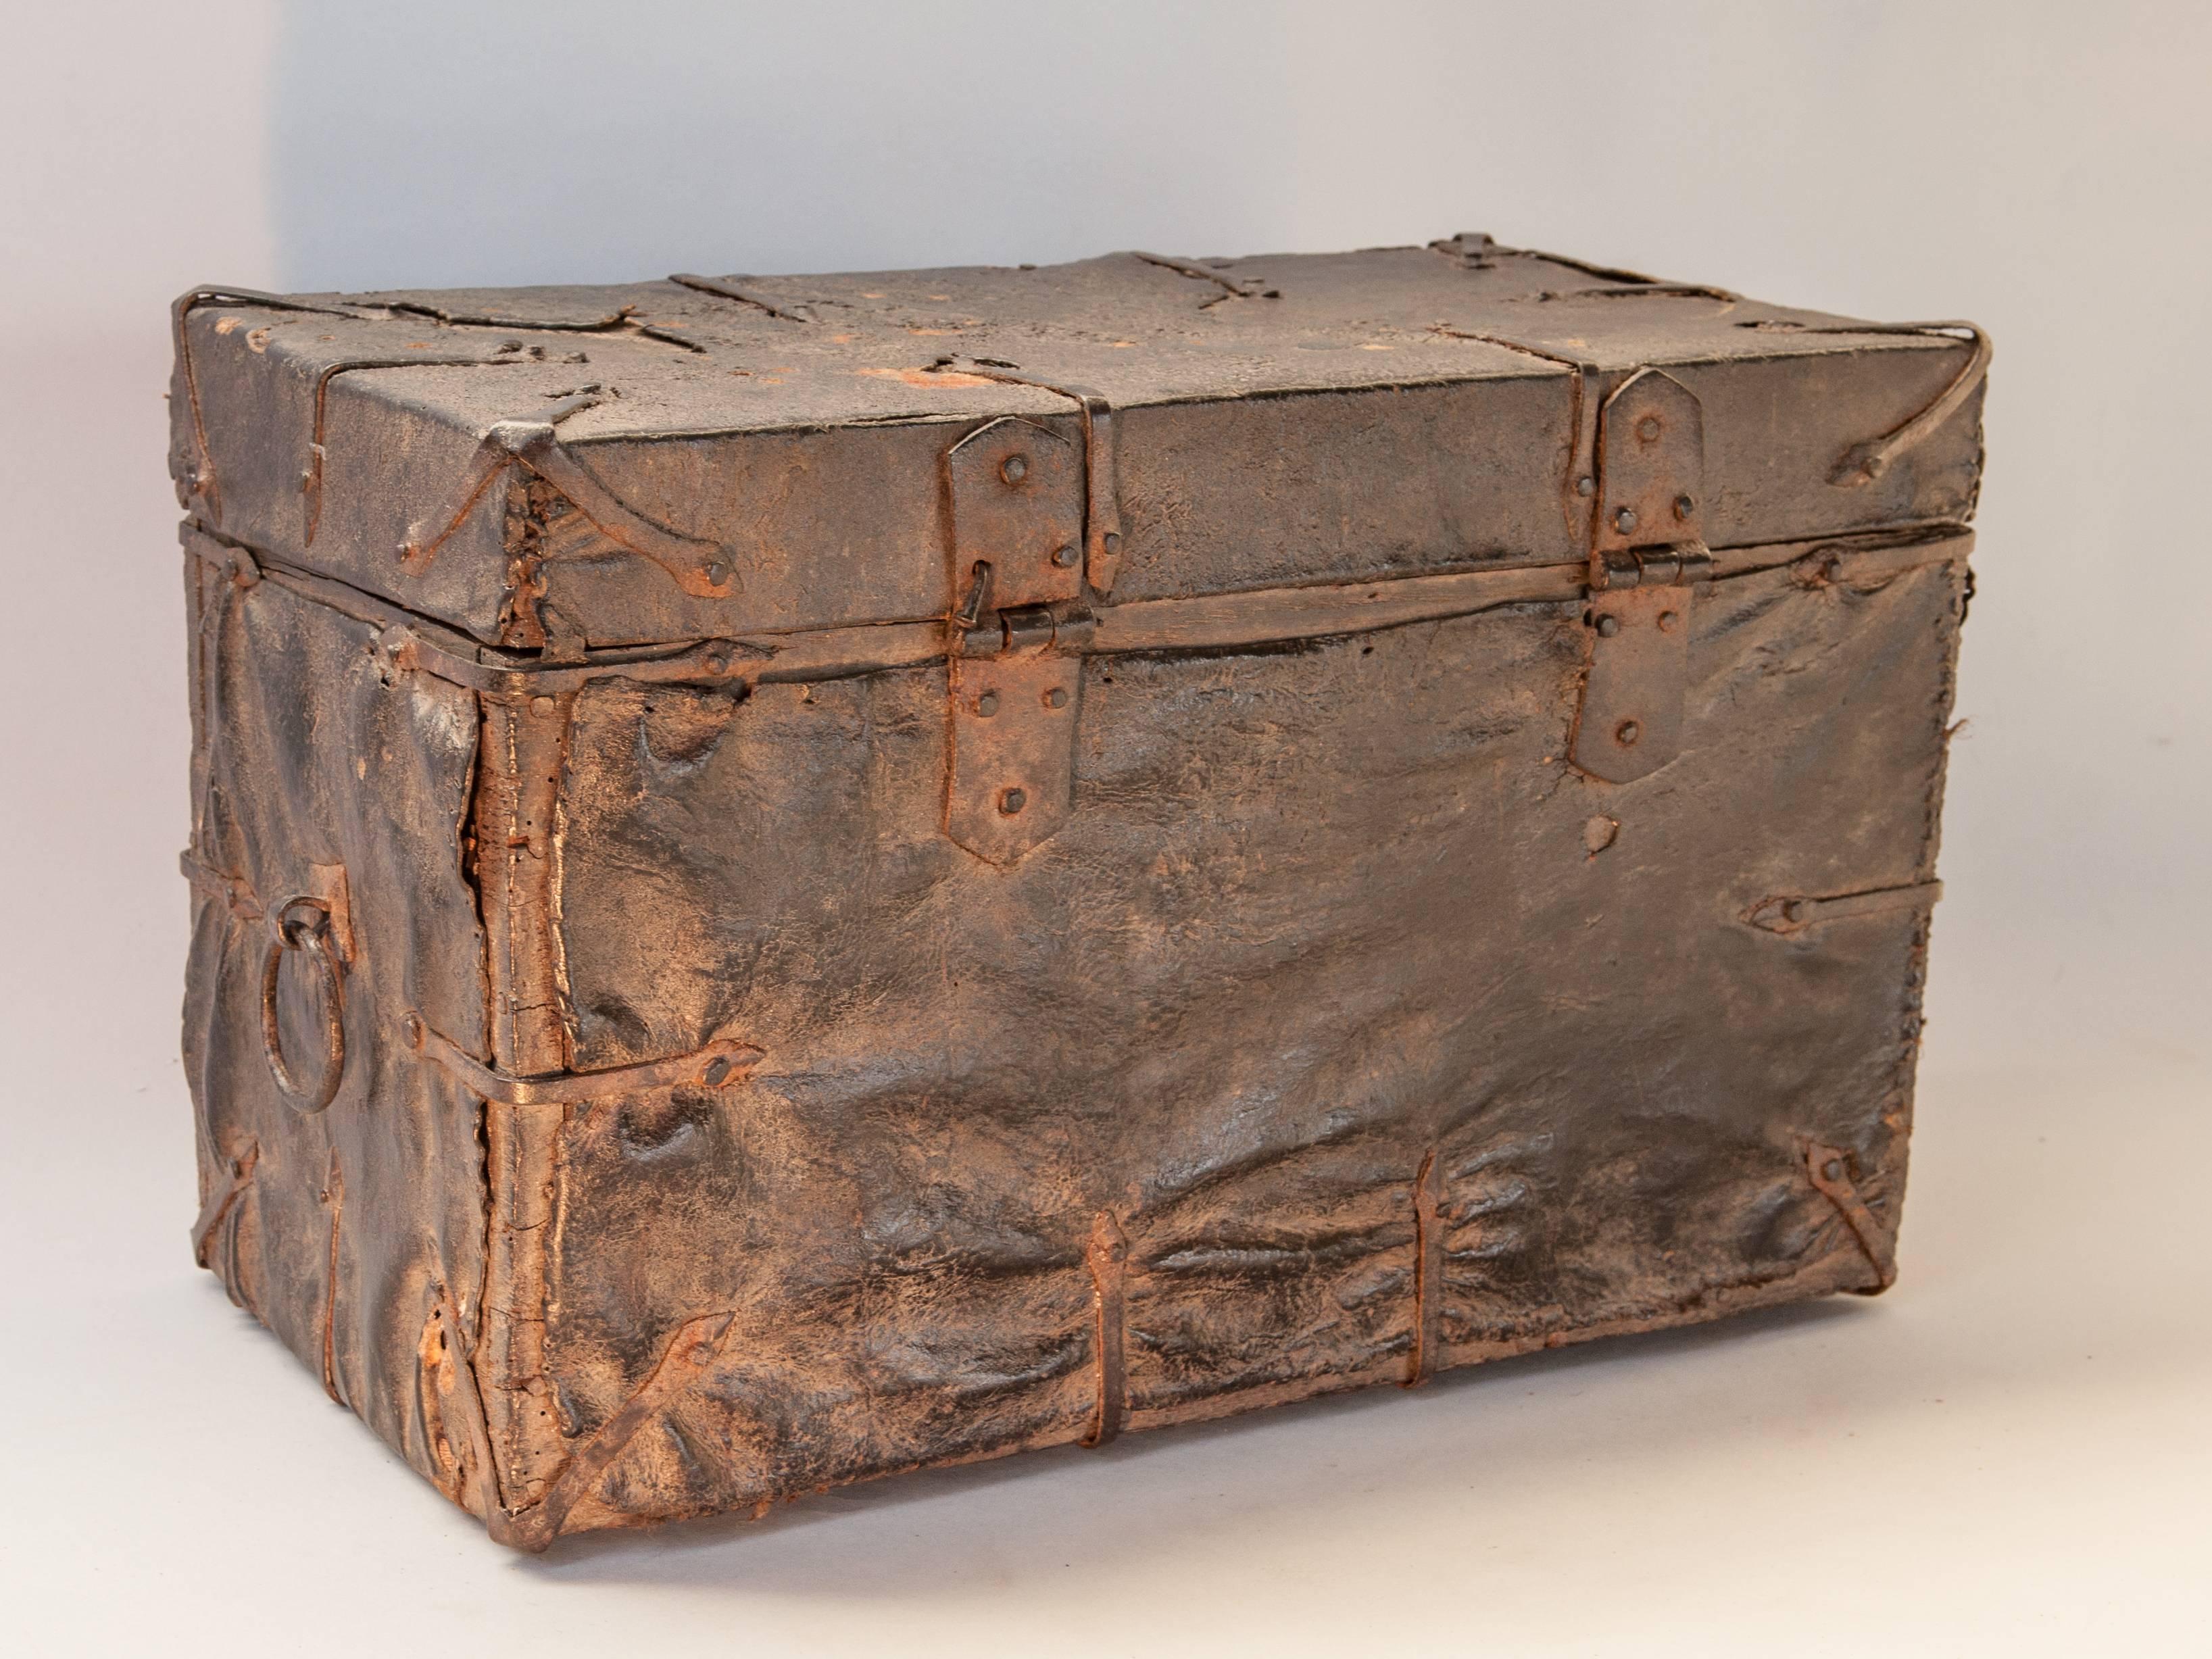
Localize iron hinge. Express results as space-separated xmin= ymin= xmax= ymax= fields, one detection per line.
xmin=1571 ymin=368 xmax=1711 ymax=784
xmin=943 ymin=416 xmax=1093 ymax=866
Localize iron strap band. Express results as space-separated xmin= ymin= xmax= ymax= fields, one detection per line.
xmin=182 ymin=522 xmax=1971 ymax=697
xmin=1747 ymin=881 xmax=1944 ymax=935
xmin=405 ymin=1013 xmax=762 ymax=1108
xmin=180 ymin=849 xmax=264 ymax=920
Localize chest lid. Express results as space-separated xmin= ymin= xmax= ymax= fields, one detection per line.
xmin=172 ymin=234 xmax=1985 ymax=656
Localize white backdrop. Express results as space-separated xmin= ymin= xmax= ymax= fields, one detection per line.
xmin=3 ymin=3 xmax=2206 ymax=1654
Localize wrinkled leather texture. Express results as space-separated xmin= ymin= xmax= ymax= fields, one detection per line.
xmin=181 ymin=546 xmax=492 ymax=1500
xmin=537 ymin=555 xmax=1959 ymax=1529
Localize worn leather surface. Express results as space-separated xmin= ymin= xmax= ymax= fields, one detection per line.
xmin=172 ymin=240 xmax=1980 ymax=1546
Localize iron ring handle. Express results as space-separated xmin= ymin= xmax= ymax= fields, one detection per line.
xmin=260 ymin=896 xmax=345 ymax=1114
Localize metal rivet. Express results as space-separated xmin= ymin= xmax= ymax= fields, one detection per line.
xmin=1103 ymin=531 xmax=1122 ymax=554
xmin=1615 ymin=720 xmax=1641 ymax=746
xmin=1613 ymin=507 xmax=1638 ymax=534
xmin=1823 ymin=555 xmax=1847 ymax=583
xmin=703 ymin=1056 xmax=732 ymax=1087
xmin=976 ymin=691 xmax=1000 ymax=717
xmin=1575 ymin=475 xmax=1596 ymax=497
xmin=1636 ymin=415 xmax=1662 ymax=441
xmin=1583 ymin=815 xmax=1619 ymax=853
xmin=1822 ymin=1158 xmax=1844 ymax=1181
xmin=1000 ymin=454 xmax=1029 ymax=485
xmin=705 ymin=560 xmax=730 ymax=584
xmin=1043 ymin=687 xmax=1068 ymax=710
xmin=1051 ymin=544 xmax=1079 ymax=568
xmin=1673 ymin=494 xmax=1695 ymax=520
xmin=703 ymin=650 xmax=729 ymax=674
xmin=530 ymin=695 xmax=556 ymax=715
xmin=1596 ymin=614 xmax=1622 ymax=639
xmin=1656 ymin=610 xmax=1681 ymax=633
xmin=998 ymin=787 xmax=1027 ymax=815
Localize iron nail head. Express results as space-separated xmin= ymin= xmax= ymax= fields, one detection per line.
xmin=1103 ymin=531 xmax=1122 ymax=554
xmin=1674 ymin=494 xmax=1695 ymax=520
xmin=1051 ymin=544 xmax=1079 ymax=568
xmin=1657 ymin=610 xmax=1681 ymax=633
xmin=1043 ymin=687 xmax=1068 ymax=710
xmin=1614 ymin=507 xmax=1638 ymax=534
xmin=998 ymin=786 xmax=1027 ymax=815
xmin=1575 ymin=475 xmax=1596 ymax=497
xmin=976 ymin=691 xmax=1000 ymax=717
xmin=1000 ymin=454 xmax=1029 ymax=485
xmin=1637 ymin=415 xmax=1662 ymax=441
xmin=531 ymin=695 xmax=556 ymax=715
xmin=703 ymin=1056 xmax=732 ymax=1087
xmin=1596 ymin=614 xmax=1622 ymax=639
xmin=1822 ymin=1158 xmax=1844 ymax=1181
xmin=1616 ymin=719 xmax=1642 ymax=746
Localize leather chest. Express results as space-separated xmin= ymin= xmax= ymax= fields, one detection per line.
xmin=172 ymin=236 xmax=1984 ymax=1546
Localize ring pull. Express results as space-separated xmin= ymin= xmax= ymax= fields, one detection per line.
xmin=261 ymin=896 xmax=347 ymax=1113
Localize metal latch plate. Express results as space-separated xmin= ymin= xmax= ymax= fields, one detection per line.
xmin=1571 ymin=578 xmax=1698 ymax=783
xmin=1593 ymin=369 xmax=1704 ymax=558
xmin=943 ymin=416 xmax=1089 ymax=866
xmin=1573 ymin=366 xmax=1710 ymax=785
xmin=946 ymin=416 xmax=1084 ymax=610
xmin=947 ymin=624 xmax=1085 ymax=866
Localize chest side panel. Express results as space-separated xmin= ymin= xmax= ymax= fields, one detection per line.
xmin=529 ymin=548 xmax=1962 ymax=1527
xmin=179 ymin=544 xmax=495 ymax=1507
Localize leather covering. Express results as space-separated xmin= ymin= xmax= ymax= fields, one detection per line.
xmin=174 ymin=238 xmax=1982 ymax=1547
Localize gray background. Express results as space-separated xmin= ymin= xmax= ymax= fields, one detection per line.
xmin=3 ymin=2 xmax=2205 ymax=1653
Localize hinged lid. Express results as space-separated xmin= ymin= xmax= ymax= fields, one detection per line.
xmin=170 ymin=240 xmax=1988 ymax=654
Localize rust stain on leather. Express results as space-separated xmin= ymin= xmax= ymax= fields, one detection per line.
xmin=170 ymin=239 xmax=1983 ymax=1546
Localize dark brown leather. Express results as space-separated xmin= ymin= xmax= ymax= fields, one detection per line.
xmin=174 ymin=239 xmax=1981 ymax=1547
